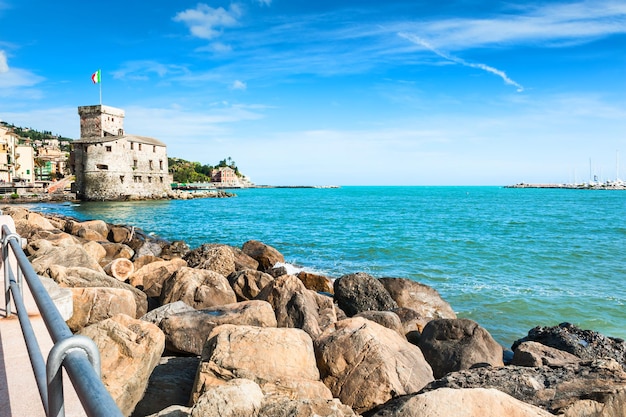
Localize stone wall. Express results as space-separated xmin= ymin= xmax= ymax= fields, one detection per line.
xmin=78 ymin=105 xmax=125 ymax=138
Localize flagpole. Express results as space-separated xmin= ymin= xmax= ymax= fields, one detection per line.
xmin=99 ymin=69 xmax=102 ymax=105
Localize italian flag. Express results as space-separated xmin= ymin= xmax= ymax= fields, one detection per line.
xmin=91 ymin=69 xmax=101 ymax=84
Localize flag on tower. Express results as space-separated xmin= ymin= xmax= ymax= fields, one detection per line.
xmin=91 ymin=69 xmax=101 ymax=84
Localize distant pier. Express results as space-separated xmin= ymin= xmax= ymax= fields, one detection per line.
xmin=506 ymin=181 xmax=625 ymax=190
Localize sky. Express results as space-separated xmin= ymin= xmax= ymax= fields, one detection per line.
xmin=0 ymin=0 xmax=624 ymax=186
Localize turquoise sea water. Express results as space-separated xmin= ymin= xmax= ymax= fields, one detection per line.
xmin=24 ymin=186 xmax=626 ymax=347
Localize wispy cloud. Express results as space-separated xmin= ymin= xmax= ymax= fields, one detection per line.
xmin=111 ymin=61 xmax=190 ymax=81
xmin=399 ymin=33 xmax=524 ymax=92
xmin=231 ymin=80 xmax=247 ymax=90
xmin=0 ymin=50 xmax=8 ymax=73
xmin=173 ymin=3 xmax=242 ymax=40
xmin=0 ymin=50 xmax=45 ymax=93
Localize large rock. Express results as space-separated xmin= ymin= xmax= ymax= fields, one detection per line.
xmin=48 ymin=265 xmax=148 ymax=317
xmin=161 ymin=267 xmax=237 ymax=309
xmin=297 ymin=271 xmax=334 ymax=294
xmin=30 ymin=244 xmax=105 ymax=275
xmin=130 ymin=258 xmax=187 ymax=297
xmin=367 ymin=387 xmax=553 ymax=417
xmin=190 ymin=378 xmax=264 ymax=417
xmin=379 ymin=277 xmax=456 ymax=330
xmin=228 ymin=269 xmax=274 ymax=301
xmin=100 ymin=242 xmax=135 ymax=262
xmin=104 ymin=258 xmax=135 ymax=281
xmin=68 ymin=219 xmax=109 ymax=238
xmin=417 ymin=318 xmax=504 ymax=379
xmin=255 ymin=274 xmax=336 ymax=339
xmin=160 ymin=301 xmax=278 ymax=355
xmin=241 ymin=240 xmax=284 ymax=272
xmin=132 ymin=356 xmax=200 ymax=417
xmin=512 ymin=323 xmax=626 ymax=370
xmin=192 ymin=245 xmax=236 ymax=277
xmin=512 ymin=341 xmax=581 ymax=367
xmin=160 ymin=240 xmax=190 ymax=261
xmin=421 ymin=358 xmax=626 ymax=415
xmin=83 ymin=240 xmax=107 ymax=264
xmin=191 ymin=324 xmax=332 ymax=403
xmin=79 ymin=314 xmax=165 ymax=416
xmin=144 ymin=405 xmax=191 ymax=417
xmin=259 ymin=398 xmax=358 ymax=417
xmin=354 ymin=310 xmax=404 ymax=336
xmin=315 ymin=317 xmax=434 ymax=414
xmin=66 ymin=287 xmax=137 ymax=332
xmin=333 ymin=272 xmax=397 ymax=317
xmin=141 ymin=301 xmax=196 ymax=326
xmin=185 ymin=244 xmax=259 ymax=272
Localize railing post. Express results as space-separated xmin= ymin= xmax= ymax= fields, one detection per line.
xmin=47 ymin=335 xmax=102 ymax=417
xmin=1 ymin=216 xmax=20 ymax=317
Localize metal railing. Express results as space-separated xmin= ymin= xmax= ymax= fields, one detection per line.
xmin=2 ymin=223 xmax=123 ymax=417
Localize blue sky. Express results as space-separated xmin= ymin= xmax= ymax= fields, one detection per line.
xmin=0 ymin=0 xmax=624 ymax=185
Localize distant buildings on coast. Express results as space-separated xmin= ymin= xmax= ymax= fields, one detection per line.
xmin=506 ymin=180 xmax=625 ymax=190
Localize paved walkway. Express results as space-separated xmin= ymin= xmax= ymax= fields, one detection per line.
xmin=0 ymin=276 xmax=86 ymax=417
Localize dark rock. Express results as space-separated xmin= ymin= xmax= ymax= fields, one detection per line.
xmin=417 ymin=318 xmax=504 ymax=379
xmin=333 ymin=272 xmax=397 ymax=317
xmin=160 ymin=240 xmax=190 ymax=260
xmin=512 ymin=323 xmax=626 ymax=370
xmin=512 ymin=341 xmax=581 ymax=367
xmin=241 ymin=240 xmax=285 ymax=272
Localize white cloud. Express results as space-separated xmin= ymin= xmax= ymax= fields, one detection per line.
xmin=256 ymin=0 xmax=271 ymax=5
xmin=231 ymin=80 xmax=247 ymax=90
xmin=173 ymin=3 xmax=242 ymax=40
xmin=0 ymin=51 xmax=45 ymax=93
xmin=399 ymin=33 xmax=524 ymax=92
xmin=111 ymin=61 xmax=190 ymax=81
xmin=0 ymin=50 xmax=8 ymax=73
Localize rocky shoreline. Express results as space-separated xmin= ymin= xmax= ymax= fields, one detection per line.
xmin=0 ymin=189 xmax=235 ymax=204
xmin=4 ymin=206 xmax=626 ymax=417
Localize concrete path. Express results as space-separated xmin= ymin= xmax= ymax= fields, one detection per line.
xmin=0 ymin=275 xmax=86 ymax=417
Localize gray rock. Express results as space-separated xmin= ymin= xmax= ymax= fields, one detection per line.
xmin=333 ymin=272 xmax=397 ymax=317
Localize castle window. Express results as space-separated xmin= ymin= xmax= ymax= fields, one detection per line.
xmin=138 ymin=144 xmax=142 ymax=151
xmin=159 ymin=177 xmax=163 ymax=183
xmin=96 ymin=164 xmax=108 ymax=170
xmin=105 ymin=146 xmax=112 ymax=152
xmin=133 ymin=159 xmax=137 ymax=168
xmin=153 ymin=145 xmax=156 ymax=152
xmin=130 ymin=142 xmax=134 ymax=150
xmin=120 ymin=175 xmax=125 ymax=183
xmin=148 ymin=176 xmax=152 ymax=183
xmin=159 ymin=160 xmax=163 ymax=170
xmin=149 ymin=160 xmax=153 ymax=170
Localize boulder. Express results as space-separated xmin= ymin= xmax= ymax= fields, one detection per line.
xmin=393 ymin=307 xmax=426 ymax=335
xmin=83 ymin=240 xmax=107 ymax=264
xmin=297 ymin=271 xmax=334 ymax=294
xmin=333 ymin=272 xmax=397 ymax=317
xmin=241 ymin=240 xmax=284 ymax=272
xmin=14 ymin=212 xmax=56 ymax=237
xmin=315 ymin=317 xmax=434 ymax=414
xmin=160 ymin=240 xmax=190 ymax=261
xmin=130 ymin=258 xmax=187 ymax=297
xmin=228 ymin=269 xmax=274 ymax=301
xmin=48 ymin=265 xmax=148 ymax=317
xmin=512 ymin=323 xmax=626 ymax=370
xmin=100 ymin=242 xmax=135 ymax=262
xmin=354 ymin=310 xmax=404 ymax=336
xmin=191 ymin=325 xmax=332 ymax=403
xmin=79 ymin=314 xmax=165 ymax=416
xmin=259 ymin=398 xmax=358 ymax=417
xmin=421 ymin=359 xmax=626 ymax=415
xmin=161 ymin=267 xmax=237 ymax=309
xmin=193 ymin=245 xmax=236 ymax=277
xmin=379 ymin=277 xmax=456 ymax=330
xmin=190 ymin=378 xmax=263 ymax=417
xmin=256 ymin=274 xmax=336 ymax=339
xmin=160 ymin=301 xmax=278 ymax=355
xmin=184 ymin=244 xmax=258 ymax=271
xmin=132 ymin=356 xmax=200 ymax=417
xmin=133 ymin=255 xmax=164 ymax=270
xmin=66 ymin=287 xmax=137 ymax=332
xmin=141 ymin=301 xmax=196 ymax=326
xmin=417 ymin=318 xmax=504 ymax=379
xmin=30 ymin=244 xmax=105 ymax=275
xmin=104 ymin=258 xmax=135 ymax=281
xmin=108 ymin=225 xmax=132 ymax=243
xmin=512 ymin=341 xmax=581 ymax=367
xmin=144 ymin=405 xmax=191 ymax=417
xmin=367 ymin=387 xmax=553 ymax=417
xmin=69 ymin=219 xmax=109 ymax=237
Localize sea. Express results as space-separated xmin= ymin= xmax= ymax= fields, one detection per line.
xmin=22 ymin=186 xmax=626 ymax=348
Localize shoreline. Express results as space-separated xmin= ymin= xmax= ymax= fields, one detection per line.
xmin=505 ymin=182 xmax=626 ymax=190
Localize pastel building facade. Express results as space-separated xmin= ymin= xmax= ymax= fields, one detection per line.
xmin=71 ymin=105 xmax=171 ymax=200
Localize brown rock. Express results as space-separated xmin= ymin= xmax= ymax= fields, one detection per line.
xmin=379 ymin=277 xmax=456 ymax=331
xmin=228 ymin=269 xmax=274 ymax=301
xmin=66 ymin=287 xmax=137 ymax=332
xmin=315 ymin=317 xmax=434 ymax=413
xmin=30 ymin=244 xmax=105 ymax=275
xmin=79 ymin=314 xmax=165 ymax=416
xmin=195 ymin=245 xmax=236 ymax=277
xmin=256 ymin=274 xmax=336 ymax=339
xmin=133 ymin=255 xmax=164 ymax=270
xmin=418 ymin=318 xmax=504 ymax=379
xmin=130 ymin=258 xmax=187 ymax=297
xmin=160 ymin=301 xmax=278 ymax=355
xmin=109 ymin=225 xmax=132 ymax=243
xmin=104 ymin=258 xmax=135 ymax=281
xmin=354 ymin=310 xmax=404 ymax=336
xmin=83 ymin=240 xmax=107 ymax=264
xmin=161 ymin=267 xmax=237 ymax=309
xmin=297 ymin=271 xmax=334 ymax=294
xmin=49 ymin=265 xmax=148 ymax=317
xmin=191 ymin=324 xmax=332 ymax=403
xmin=190 ymin=379 xmax=264 ymax=417
xmin=100 ymin=242 xmax=135 ymax=262
xmin=241 ymin=240 xmax=285 ymax=272
xmin=512 ymin=341 xmax=581 ymax=367
xmin=368 ymin=387 xmax=553 ymax=417
xmin=259 ymin=398 xmax=359 ymax=417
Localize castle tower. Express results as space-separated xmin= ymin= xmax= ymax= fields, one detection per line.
xmin=77 ymin=105 xmax=125 ymax=138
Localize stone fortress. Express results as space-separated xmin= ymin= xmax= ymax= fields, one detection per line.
xmin=71 ymin=105 xmax=172 ymax=200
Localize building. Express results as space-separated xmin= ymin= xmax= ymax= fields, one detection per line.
xmin=70 ymin=105 xmax=171 ymax=200
xmin=211 ymin=166 xmax=241 ymax=187
xmin=0 ymin=125 xmax=35 ymax=183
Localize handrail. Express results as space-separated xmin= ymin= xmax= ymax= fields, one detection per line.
xmin=2 ymin=223 xmax=123 ymax=417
